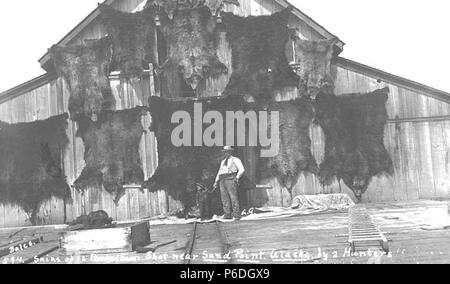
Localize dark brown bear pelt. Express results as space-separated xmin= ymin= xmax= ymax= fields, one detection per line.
xmin=0 ymin=114 xmax=71 ymax=225
xmin=100 ymin=4 xmax=158 ymax=79
xmin=158 ymin=6 xmax=228 ymax=90
xmin=73 ymin=108 xmax=147 ymax=204
xmin=315 ymin=88 xmax=393 ymax=201
xmin=222 ymin=9 xmax=299 ymax=104
xmin=50 ymin=38 xmax=115 ymax=122
xmin=143 ymin=97 xmax=198 ymax=211
xmin=143 ymin=95 xmax=251 ymax=217
xmin=257 ymin=98 xmax=317 ymax=193
xmin=194 ymin=180 xmax=223 ymax=220
xmin=293 ymin=38 xmax=337 ymax=98
xmin=69 ymin=210 xmax=114 ymax=230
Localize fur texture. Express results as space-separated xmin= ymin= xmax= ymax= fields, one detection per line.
xmin=0 ymin=114 xmax=71 ymax=225
xmin=195 ymin=181 xmax=222 ymax=220
xmin=222 ymin=9 xmax=299 ymax=104
xmin=159 ymin=6 xmax=228 ymax=90
xmin=147 ymin=0 xmax=240 ymax=19
xmin=100 ymin=5 xmax=158 ymax=79
xmin=293 ymin=38 xmax=336 ymax=98
xmin=258 ymin=98 xmax=317 ymax=192
xmin=144 ymin=96 xmax=252 ymax=216
xmin=69 ymin=210 xmax=114 ymax=229
xmin=315 ymin=88 xmax=393 ymax=200
xmin=50 ymin=38 xmax=115 ymax=122
xmin=74 ymin=108 xmax=147 ymax=203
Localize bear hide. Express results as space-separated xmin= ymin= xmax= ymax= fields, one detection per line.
xmin=158 ymin=5 xmax=228 ymax=90
xmin=0 ymin=114 xmax=71 ymax=225
xmin=144 ymin=95 xmax=252 ymax=216
xmin=73 ymin=108 xmax=147 ymax=203
xmin=222 ymin=9 xmax=299 ymax=104
xmin=315 ymin=88 xmax=393 ymax=201
xmin=100 ymin=4 xmax=158 ymax=79
xmin=50 ymin=38 xmax=115 ymax=122
xmin=147 ymin=0 xmax=240 ymax=19
xmin=293 ymin=38 xmax=337 ymax=98
xmin=257 ymin=98 xmax=317 ymax=193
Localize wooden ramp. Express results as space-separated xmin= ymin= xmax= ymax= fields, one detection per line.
xmin=348 ymin=206 xmax=389 ymax=253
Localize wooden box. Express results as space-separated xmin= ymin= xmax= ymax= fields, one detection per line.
xmin=61 ymin=221 xmax=150 ymax=254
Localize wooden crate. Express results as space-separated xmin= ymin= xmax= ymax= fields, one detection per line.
xmin=61 ymin=222 xmax=150 ymax=254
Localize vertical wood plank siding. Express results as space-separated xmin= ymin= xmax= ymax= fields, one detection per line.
xmin=0 ymin=0 xmax=448 ymax=227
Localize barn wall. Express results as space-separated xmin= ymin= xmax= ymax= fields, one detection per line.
xmin=247 ymin=65 xmax=450 ymax=207
xmin=0 ymin=74 xmax=168 ymax=228
xmin=333 ymin=65 xmax=450 ymax=202
xmin=2 ymin=67 xmax=447 ymax=228
xmin=0 ymin=81 xmax=66 ymax=227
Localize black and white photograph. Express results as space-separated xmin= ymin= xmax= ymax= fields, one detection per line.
xmin=0 ymin=0 xmax=449 ymax=268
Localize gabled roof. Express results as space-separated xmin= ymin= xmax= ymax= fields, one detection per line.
xmin=1 ymin=0 xmax=449 ymax=104
xmin=38 ymin=0 xmax=114 ymax=71
xmin=38 ymin=0 xmax=345 ymax=71
xmin=276 ymin=0 xmax=344 ymax=49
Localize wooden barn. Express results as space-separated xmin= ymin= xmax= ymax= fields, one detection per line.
xmin=0 ymin=0 xmax=449 ymax=230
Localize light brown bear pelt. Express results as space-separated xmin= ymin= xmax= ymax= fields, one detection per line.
xmin=293 ymin=38 xmax=337 ymax=98
xmin=73 ymin=108 xmax=147 ymax=204
xmin=158 ymin=6 xmax=228 ymax=90
xmin=257 ymin=98 xmax=317 ymax=194
xmin=50 ymin=38 xmax=115 ymax=122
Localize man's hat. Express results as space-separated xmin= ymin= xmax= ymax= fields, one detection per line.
xmin=222 ymin=146 xmax=234 ymax=152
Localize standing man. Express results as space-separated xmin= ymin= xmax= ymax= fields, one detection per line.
xmin=213 ymin=146 xmax=245 ymax=221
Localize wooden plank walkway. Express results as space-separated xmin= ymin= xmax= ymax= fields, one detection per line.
xmin=0 ymin=200 xmax=448 ymax=264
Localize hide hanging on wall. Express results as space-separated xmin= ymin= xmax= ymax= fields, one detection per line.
xmin=147 ymin=0 xmax=240 ymax=19
xmin=258 ymin=98 xmax=317 ymax=193
xmin=73 ymin=108 xmax=147 ymax=204
xmin=293 ymin=38 xmax=337 ymax=98
xmin=144 ymin=96 xmax=198 ymax=211
xmin=50 ymin=37 xmax=115 ymax=122
xmin=0 ymin=114 xmax=71 ymax=225
xmin=222 ymin=9 xmax=299 ymax=104
xmin=315 ymin=88 xmax=393 ymax=200
xmin=100 ymin=5 xmax=158 ymax=79
xmin=158 ymin=6 xmax=228 ymax=90
xmin=146 ymin=0 xmax=178 ymax=20
xmin=144 ymin=96 xmax=252 ymax=216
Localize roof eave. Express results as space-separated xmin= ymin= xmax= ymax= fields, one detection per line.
xmin=334 ymin=57 xmax=450 ymax=104
xmin=0 ymin=73 xmax=57 ymax=104
xmin=274 ymin=0 xmax=345 ymax=52
xmin=4 ymin=57 xmax=450 ymax=106
xmin=38 ymin=0 xmax=115 ymax=72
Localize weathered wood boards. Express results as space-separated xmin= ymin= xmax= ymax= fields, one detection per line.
xmin=0 ymin=237 xmax=44 ymax=258
xmin=61 ymin=221 xmax=150 ymax=254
